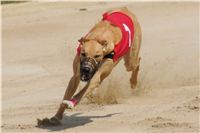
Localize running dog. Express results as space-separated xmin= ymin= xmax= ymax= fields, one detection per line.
xmin=37 ymin=7 xmax=142 ymax=126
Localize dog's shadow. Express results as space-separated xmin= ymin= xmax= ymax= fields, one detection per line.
xmin=38 ymin=112 xmax=120 ymax=131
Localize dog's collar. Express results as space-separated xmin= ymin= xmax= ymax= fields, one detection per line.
xmin=104 ymin=51 xmax=114 ymax=59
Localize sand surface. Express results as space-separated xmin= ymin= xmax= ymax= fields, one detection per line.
xmin=2 ymin=2 xmax=200 ymax=133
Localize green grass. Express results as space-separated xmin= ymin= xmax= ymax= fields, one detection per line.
xmin=1 ymin=1 xmax=28 ymax=5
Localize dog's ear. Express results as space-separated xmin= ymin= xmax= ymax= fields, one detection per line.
xmin=100 ymin=40 xmax=108 ymax=46
xmin=78 ymin=37 xmax=89 ymax=44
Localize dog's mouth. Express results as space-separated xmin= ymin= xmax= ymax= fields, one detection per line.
xmin=80 ymin=57 xmax=99 ymax=82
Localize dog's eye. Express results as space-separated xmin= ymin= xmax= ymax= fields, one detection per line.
xmin=81 ymin=53 xmax=86 ymax=57
xmin=94 ymin=55 xmax=101 ymax=58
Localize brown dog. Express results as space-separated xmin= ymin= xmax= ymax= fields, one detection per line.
xmin=37 ymin=7 xmax=141 ymax=126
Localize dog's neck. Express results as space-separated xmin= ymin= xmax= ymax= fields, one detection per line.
xmin=86 ymin=21 xmax=122 ymax=55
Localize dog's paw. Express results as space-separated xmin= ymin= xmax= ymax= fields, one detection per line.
xmin=37 ymin=116 xmax=61 ymax=127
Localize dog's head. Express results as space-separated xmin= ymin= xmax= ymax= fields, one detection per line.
xmin=78 ymin=37 xmax=109 ymax=82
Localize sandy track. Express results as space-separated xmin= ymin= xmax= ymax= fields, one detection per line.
xmin=2 ymin=2 xmax=199 ymax=133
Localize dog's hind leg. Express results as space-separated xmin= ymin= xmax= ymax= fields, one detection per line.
xmin=124 ymin=52 xmax=141 ymax=89
xmin=129 ymin=58 xmax=140 ymax=89
xmin=124 ymin=20 xmax=142 ymax=89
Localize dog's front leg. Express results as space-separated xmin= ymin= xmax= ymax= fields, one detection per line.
xmin=72 ymin=59 xmax=117 ymax=103
xmin=37 ymin=55 xmax=81 ymax=126
xmin=54 ymin=55 xmax=81 ymax=120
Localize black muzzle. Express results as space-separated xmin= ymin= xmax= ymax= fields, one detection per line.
xmin=80 ymin=57 xmax=99 ymax=82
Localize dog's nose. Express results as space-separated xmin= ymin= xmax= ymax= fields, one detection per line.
xmin=84 ymin=67 xmax=90 ymax=73
xmin=80 ymin=67 xmax=91 ymax=82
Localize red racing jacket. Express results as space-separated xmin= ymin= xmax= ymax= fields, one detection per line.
xmin=77 ymin=11 xmax=134 ymax=62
